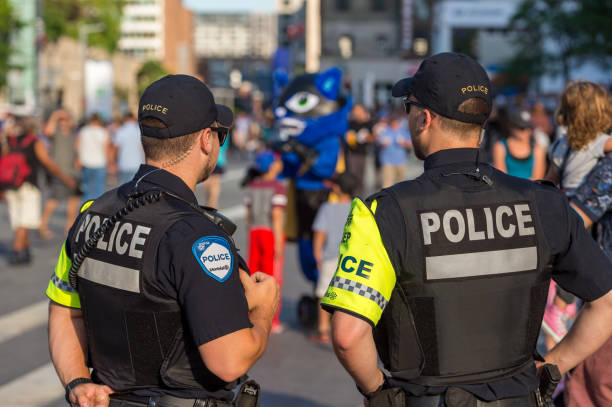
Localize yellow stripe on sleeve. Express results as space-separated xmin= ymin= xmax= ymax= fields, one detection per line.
xmin=321 ymin=198 xmax=396 ymax=326
xmin=46 ymin=200 xmax=94 ymax=307
xmin=46 ymin=242 xmax=81 ymax=308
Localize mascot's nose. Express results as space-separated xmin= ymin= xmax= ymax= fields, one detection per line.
xmin=275 ymin=106 xmax=287 ymax=118
xmin=276 ymin=117 xmax=306 ymax=141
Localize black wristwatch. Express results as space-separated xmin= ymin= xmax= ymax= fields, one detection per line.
xmin=357 ymin=374 xmax=389 ymax=400
xmin=65 ymin=377 xmax=93 ymax=402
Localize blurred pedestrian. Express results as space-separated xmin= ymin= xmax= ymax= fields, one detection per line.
xmin=245 ymin=150 xmax=286 ymax=333
xmin=0 ymin=116 xmax=77 ymax=264
xmin=76 ymin=113 xmax=113 ymax=202
xmin=111 ymin=112 xmax=144 ymax=184
xmin=530 ymin=101 xmax=554 ymax=154
xmin=492 ymin=108 xmax=546 ymax=179
xmin=377 ymin=111 xmax=412 ymax=188
xmin=344 ymin=104 xmax=374 ymax=197
xmin=232 ymin=111 xmax=251 ymax=154
xmin=311 ymin=172 xmax=357 ymax=344
xmin=201 ymin=130 xmax=229 ymax=208
xmin=39 ymin=109 xmax=81 ymax=238
xmin=546 ymin=81 xmax=612 ymax=196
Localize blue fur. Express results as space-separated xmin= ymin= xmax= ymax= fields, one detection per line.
xmin=274 ymin=70 xmax=290 ymax=88
xmin=315 ymin=67 xmax=342 ymax=100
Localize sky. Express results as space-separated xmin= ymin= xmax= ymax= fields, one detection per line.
xmin=184 ymin=0 xmax=277 ymax=13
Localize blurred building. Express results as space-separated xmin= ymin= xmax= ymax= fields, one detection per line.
xmin=431 ymin=0 xmax=610 ymax=93
xmin=194 ymin=13 xmax=277 ymax=59
xmin=118 ymin=0 xmax=196 ymax=75
xmin=319 ymin=0 xmax=433 ymax=109
xmin=276 ymin=0 xmax=306 ymax=74
xmin=3 ymin=0 xmax=37 ymax=115
xmin=39 ymin=37 xmax=141 ymax=120
xmin=193 ymin=12 xmax=277 ymax=99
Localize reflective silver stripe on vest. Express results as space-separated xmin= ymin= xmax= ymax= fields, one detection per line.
xmin=426 ymin=246 xmax=538 ymax=280
xmin=52 ymin=274 xmax=77 ymax=293
xmin=78 ymin=258 xmax=140 ymax=293
xmin=329 ymin=276 xmax=388 ymax=310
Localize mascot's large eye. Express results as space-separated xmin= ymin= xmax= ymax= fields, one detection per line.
xmin=285 ymin=92 xmax=320 ymax=114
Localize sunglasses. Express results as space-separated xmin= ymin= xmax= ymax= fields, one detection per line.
xmin=402 ymin=97 xmax=436 ymax=116
xmin=210 ymin=126 xmax=229 ymax=146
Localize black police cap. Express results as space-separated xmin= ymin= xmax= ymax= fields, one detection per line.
xmin=138 ymin=74 xmax=234 ymax=139
xmin=392 ymin=52 xmax=492 ymax=125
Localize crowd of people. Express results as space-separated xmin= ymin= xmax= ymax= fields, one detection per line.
xmin=1 ymin=75 xmax=610 ymax=405
xmin=0 ymin=110 xmax=144 ymax=265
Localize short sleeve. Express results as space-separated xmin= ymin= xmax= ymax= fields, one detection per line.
xmin=159 ymin=220 xmax=252 ymax=346
xmin=312 ymin=203 xmax=329 ymax=232
xmin=272 ymin=182 xmax=287 ymax=207
xmin=321 ymin=198 xmax=397 ymax=326
xmin=46 ymin=241 xmax=81 ymax=308
xmin=589 ymin=134 xmax=611 ymax=159
xmin=536 ymin=187 xmax=612 ymax=301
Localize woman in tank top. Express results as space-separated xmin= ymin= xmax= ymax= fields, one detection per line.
xmin=492 ymin=108 xmax=546 ymax=180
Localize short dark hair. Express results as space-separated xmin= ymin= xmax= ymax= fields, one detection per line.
xmin=140 ymin=117 xmax=201 ymax=161
xmin=436 ymin=98 xmax=488 ymax=135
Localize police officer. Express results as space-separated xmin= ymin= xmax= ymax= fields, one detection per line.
xmin=47 ymin=75 xmax=279 ymax=407
xmin=321 ymin=53 xmax=612 ymax=406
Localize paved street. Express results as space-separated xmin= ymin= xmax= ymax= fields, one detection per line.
xmin=0 ymin=152 xmax=423 ymax=407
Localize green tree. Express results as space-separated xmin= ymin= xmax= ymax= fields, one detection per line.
xmin=42 ymin=0 xmax=125 ymax=52
xmin=137 ymin=60 xmax=169 ymax=96
xmin=506 ymin=0 xmax=612 ymax=87
xmin=0 ymin=0 xmax=21 ymax=88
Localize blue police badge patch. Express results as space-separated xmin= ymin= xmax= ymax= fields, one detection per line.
xmin=192 ymin=236 xmax=234 ymax=282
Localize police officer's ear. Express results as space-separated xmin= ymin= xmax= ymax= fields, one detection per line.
xmin=416 ymin=108 xmax=435 ymax=133
xmin=199 ymin=127 xmax=214 ymax=154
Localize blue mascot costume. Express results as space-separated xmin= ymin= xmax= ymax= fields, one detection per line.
xmin=273 ymin=67 xmax=352 ymax=289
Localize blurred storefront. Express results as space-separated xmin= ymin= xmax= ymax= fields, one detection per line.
xmin=319 ymin=0 xmax=432 ymax=109
xmin=39 ymin=37 xmax=141 ymax=121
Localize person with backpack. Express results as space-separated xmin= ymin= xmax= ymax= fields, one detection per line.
xmin=0 ymin=116 xmax=78 ymax=264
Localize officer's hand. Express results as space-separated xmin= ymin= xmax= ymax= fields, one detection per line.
xmin=68 ymin=382 xmax=113 ymax=407
xmin=240 ymin=270 xmax=279 ymax=314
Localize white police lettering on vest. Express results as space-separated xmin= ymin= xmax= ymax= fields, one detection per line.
xmin=420 ymin=204 xmax=534 ymax=245
xmin=75 ymin=214 xmax=151 ymax=259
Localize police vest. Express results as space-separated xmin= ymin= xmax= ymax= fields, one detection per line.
xmin=374 ymin=168 xmax=551 ymax=386
xmin=71 ymin=186 xmax=236 ymax=395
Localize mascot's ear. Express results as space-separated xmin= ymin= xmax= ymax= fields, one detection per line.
xmin=274 ymin=70 xmax=290 ymax=89
xmin=315 ymin=67 xmax=342 ymax=100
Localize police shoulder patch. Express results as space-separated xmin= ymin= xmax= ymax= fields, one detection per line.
xmin=191 ymin=236 xmax=234 ymax=282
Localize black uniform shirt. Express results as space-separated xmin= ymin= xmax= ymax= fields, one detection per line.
xmin=50 ymin=165 xmax=252 ymax=399
xmin=368 ymin=149 xmax=612 ymax=399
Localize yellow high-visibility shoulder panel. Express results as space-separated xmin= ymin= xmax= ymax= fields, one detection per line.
xmin=45 ymin=200 xmax=93 ymax=308
xmin=321 ymin=198 xmax=396 ymax=326
xmin=46 ymin=242 xmax=81 ymax=308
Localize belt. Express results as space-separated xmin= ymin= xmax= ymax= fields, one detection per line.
xmin=109 ymin=393 xmax=233 ymax=407
xmin=404 ymin=390 xmax=539 ymax=407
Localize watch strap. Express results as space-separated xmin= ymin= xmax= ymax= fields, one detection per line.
xmin=65 ymin=377 xmax=93 ymax=402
